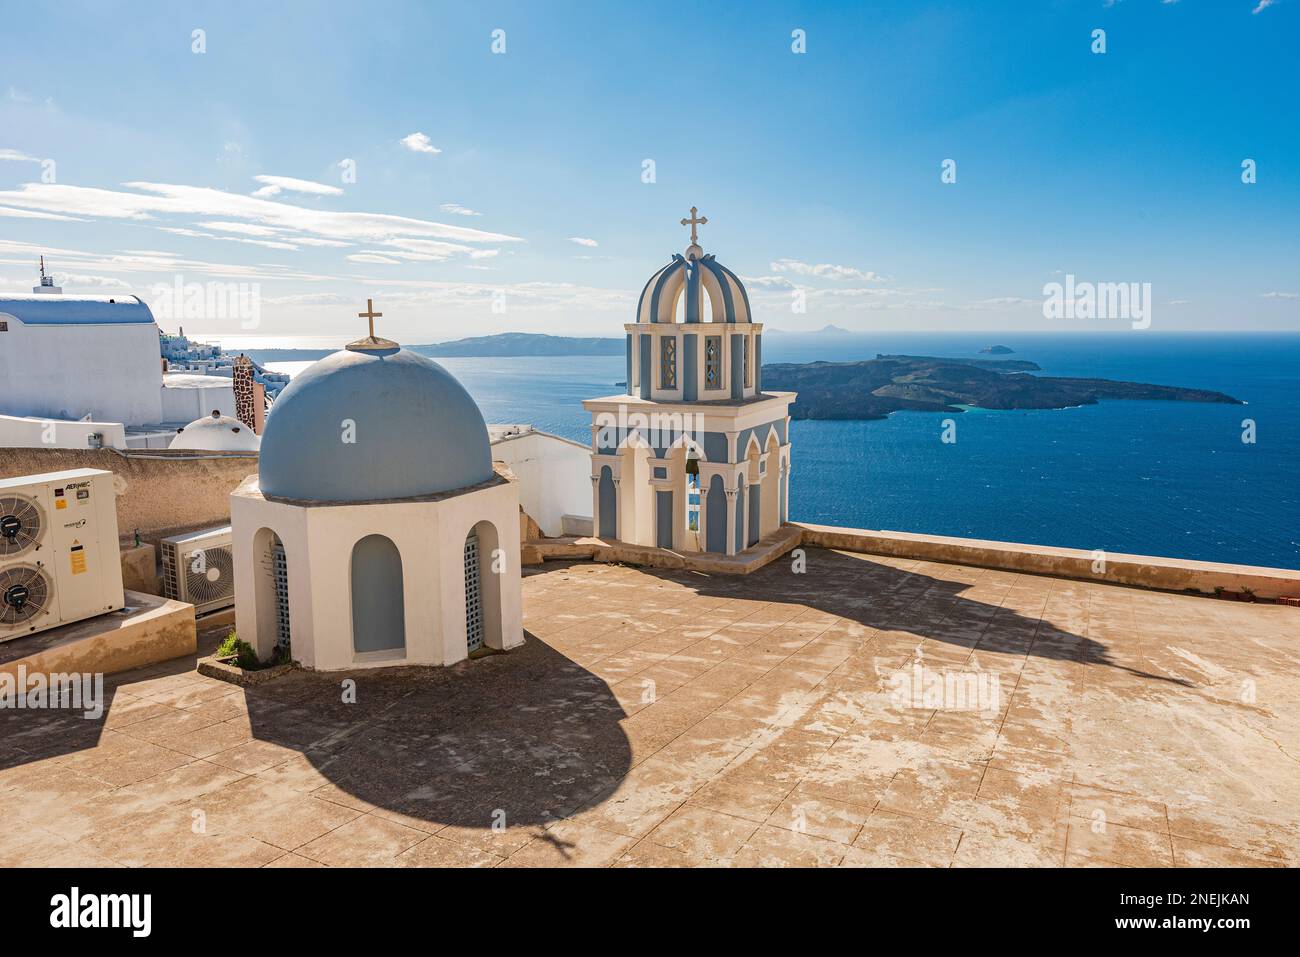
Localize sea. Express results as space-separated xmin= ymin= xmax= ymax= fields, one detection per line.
xmin=259 ymin=333 xmax=1300 ymax=571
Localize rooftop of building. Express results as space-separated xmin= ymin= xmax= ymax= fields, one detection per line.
xmin=0 ymin=293 xmax=155 ymax=325
xmin=2 ymin=546 xmax=1294 ymax=867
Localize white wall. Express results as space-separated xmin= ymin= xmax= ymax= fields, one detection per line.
xmin=0 ymin=318 xmax=164 ymax=425
xmin=0 ymin=413 xmax=128 ymax=449
xmin=232 ymin=474 xmax=523 ymax=671
xmin=490 ymin=429 xmax=591 ymax=536
xmin=160 ymin=377 xmax=237 ymax=423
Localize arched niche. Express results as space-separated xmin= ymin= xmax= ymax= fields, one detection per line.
xmin=350 ymin=534 xmax=406 ymax=655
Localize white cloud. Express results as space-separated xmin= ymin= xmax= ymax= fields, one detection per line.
xmin=0 ymin=237 xmax=339 ymax=285
xmin=197 ymin=220 xmax=286 ymax=237
xmin=348 ymin=253 xmax=403 ymax=265
xmin=967 ymin=296 xmax=1037 ymax=309
xmin=0 ymin=182 xmax=524 ymax=262
xmin=568 ymin=237 xmax=599 ymax=248
xmin=289 ymin=236 xmax=353 ymax=248
xmin=52 ymin=272 xmax=131 ymax=289
xmin=770 ymin=259 xmax=883 ymax=282
xmin=250 ymin=175 xmax=344 ymax=198
xmin=0 ymin=149 xmax=39 ymax=163
xmin=264 ymin=292 xmax=351 ymax=306
xmin=400 ymin=132 xmax=441 ymax=155
xmin=740 ymin=274 xmax=798 ymax=290
xmin=1253 ymin=0 xmax=1276 ymax=13
xmin=440 ymin=203 xmax=481 ymax=217
xmin=0 ymin=205 xmax=85 ymax=221
xmin=160 ymin=226 xmax=300 ymax=251
xmin=1260 ymin=291 xmax=1297 ymax=300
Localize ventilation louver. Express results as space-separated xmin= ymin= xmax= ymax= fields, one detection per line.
xmin=184 ymin=544 xmax=235 ymax=607
xmin=0 ymin=493 xmax=45 ymax=559
xmin=0 ymin=564 xmax=53 ymax=626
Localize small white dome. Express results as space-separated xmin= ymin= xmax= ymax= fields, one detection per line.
xmin=171 ymin=410 xmax=261 ymax=452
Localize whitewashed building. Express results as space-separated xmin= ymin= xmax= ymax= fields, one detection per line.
xmin=0 ymin=263 xmax=239 ymax=449
xmin=230 ymin=308 xmax=524 ymax=671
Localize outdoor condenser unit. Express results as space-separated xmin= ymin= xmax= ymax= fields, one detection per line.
xmin=161 ymin=525 xmax=236 ymax=615
xmin=0 ymin=468 xmax=124 ymax=642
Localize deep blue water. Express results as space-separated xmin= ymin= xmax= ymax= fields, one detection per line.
xmin=288 ymin=333 xmax=1300 ymax=570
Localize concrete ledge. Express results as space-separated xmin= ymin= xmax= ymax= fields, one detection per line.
xmin=794 ymin=522 xmax=1300 ymax=600
xmin=524 ymin=524 xmax=803 ymax=576
xmin=197 ymin=655 xmax=295 ymax=687
xmin=0 ymin=590 xmax=197 ymax=678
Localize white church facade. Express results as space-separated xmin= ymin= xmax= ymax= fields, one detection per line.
xmin=230 ymin=303 xmax=524 ymax=671
xmin=583 ymin=210 xmax=795 ymax=556
xmin=0 ymin=260 xmax=239 ymax=449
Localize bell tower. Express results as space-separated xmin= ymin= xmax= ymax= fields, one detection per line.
xmin=582 ymin=210 xmax=795 ymax=556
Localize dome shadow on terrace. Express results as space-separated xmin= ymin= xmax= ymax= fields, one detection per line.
xmin=236 ymin=634 xmax=635 ymax=832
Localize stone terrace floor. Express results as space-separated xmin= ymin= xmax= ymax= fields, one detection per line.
xmin=2 ymin=547 xmax=1297 ymax=867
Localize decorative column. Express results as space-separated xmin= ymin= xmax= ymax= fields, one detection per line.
xmin=781 ymin=453 xmax=791 ymax=524
xmin=724 ymin=486 xmax=738 ymax=557
xmin=233 ymin=355 xmax=259 ymax=432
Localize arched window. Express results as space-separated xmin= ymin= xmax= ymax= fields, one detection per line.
xmin=686 ymin=451 xmax=701 ymax=532
xmin=597 ymin=465 xmax=616 ymax=539
xmin=350 ymin=534 xmax=405 ymax=655
xmin=465 ymin=521 xmax=503 ymax=655
xmin=706 ymin=474 xmax=727 ymax=554
xmin=271 ymin=533 xmax=290 ymax=656
xmin=252 ymin=527 xmax=290 ymax=661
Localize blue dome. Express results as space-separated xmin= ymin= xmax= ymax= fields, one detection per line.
xmin=258 ymin=346 xmax=493 ymax=503
xmin=635 ymin=252 xmax=752 ymax=324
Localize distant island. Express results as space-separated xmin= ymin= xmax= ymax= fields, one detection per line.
xmin=766 ymin=324 xmax=854 ymax=336
xmin=240 ymin=332 xmax=622 ymax=364
xmin=761 ymin=354 xmax=1243 ymax=421
xmin=980 ymin=344 xmax=1015 ymax=354
xmin=416 ymin=333 xmax=622 ymax=357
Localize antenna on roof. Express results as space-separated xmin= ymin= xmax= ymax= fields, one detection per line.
xmin=33 ymin=255 xmax=61 ymax=295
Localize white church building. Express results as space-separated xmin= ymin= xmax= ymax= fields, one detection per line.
xmin=230 ymin=304 xmax=524 ymax=671
xmin=0 ymin=261 xmax=238 ymax=449
xmin=583 ymin=210 xmax=795 ymax=556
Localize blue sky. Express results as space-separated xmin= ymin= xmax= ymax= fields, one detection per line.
xmin=2 ymin=0 xmax=1297 ymax=342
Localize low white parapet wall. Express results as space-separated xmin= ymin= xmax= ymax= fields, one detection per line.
xmin=793 ymin=522 xmax=1300 ymax=601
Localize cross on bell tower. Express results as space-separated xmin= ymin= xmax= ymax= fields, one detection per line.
xmin=346 ymin=298 xmax=400 ymax=352
xmin=680 ymin=206 xmax=708 ymax=255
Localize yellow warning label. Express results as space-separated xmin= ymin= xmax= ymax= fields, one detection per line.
xmin=56 ymin=499 xmax=67 ymax=510
xmin=71 ymin=551 xmax=87 ymax=575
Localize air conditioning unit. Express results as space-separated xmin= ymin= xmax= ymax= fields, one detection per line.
xmin=0 ymin=468 xmax=124 ymax=642
xmin=161 ymin=525 xmax=235 ymax=615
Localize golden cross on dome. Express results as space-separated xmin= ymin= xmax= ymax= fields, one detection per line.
xmin=680 ymin=206 xmax=708 ymax=246
xmin=347 ymin=298 xmax=398 ymax=352
xmin=357 ymin=298 xmax=383 ymax=339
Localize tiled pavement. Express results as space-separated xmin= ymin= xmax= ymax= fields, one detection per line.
xmin=2 ymin=547 xmax=1297 ymax=867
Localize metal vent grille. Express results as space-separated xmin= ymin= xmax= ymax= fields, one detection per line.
xmin=464 ymin=531 xmax=483 ymax=653
xmin=0 ymin=493 xmax=45 ymax=559
xmin=161 ymin=540 xmax=180 ymax=599
xmin=272 ymin=541 xmax=290 ymax=652
xmin=1 ymin=564 xmax=53 ymax=627
xmin=183 ymin=544 xmax=235 ymax=606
